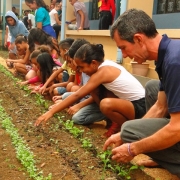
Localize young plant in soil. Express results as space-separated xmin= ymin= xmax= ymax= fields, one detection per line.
xmin=0 ymin=103 xmax=52 ymax=180
xmin=0 ymin=63 xmax=142 ymax=180
xmin=64 ymin=120 xmax=84 ymax=138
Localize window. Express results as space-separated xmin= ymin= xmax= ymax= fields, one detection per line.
xmin=91 ymin=0 xmax=99 ymax=20
xmin=157 ymin=0 xmax=180 ymax=14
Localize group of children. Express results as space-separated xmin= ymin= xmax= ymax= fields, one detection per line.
xmin=2 ymin=0 xmax=147 ymax=138
xmin=4 ymin=22 xmax=147 ymax=138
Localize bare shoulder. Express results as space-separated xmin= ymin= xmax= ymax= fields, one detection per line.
xmin=98 ymin=65 xmax=121 ymax=82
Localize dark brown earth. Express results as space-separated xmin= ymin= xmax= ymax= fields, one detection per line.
xmin=0 ymin=49 xmax=157 ymax=180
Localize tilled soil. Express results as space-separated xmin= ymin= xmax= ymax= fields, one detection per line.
xmin=0 ymin=52 xmax=154 ymax=180
xmin=0 ymin=69 xmax=121 ymax=180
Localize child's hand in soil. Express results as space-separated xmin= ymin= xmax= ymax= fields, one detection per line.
xmin=35 ymin=111 xmax=54 ymax=126
xmin=67 ymin=104 xmax=80 ymax=115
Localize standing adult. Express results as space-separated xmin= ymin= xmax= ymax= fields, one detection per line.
xmin=49 ymin=3 xmax=61 ymax=40
xmin=12 ymin=7 xmax=19 ymax=18
xmin=98 ymin=0 xmax=116 ymax=30
xmin=25 ymin=0 xmax=56 ymax=38
xmin=68 ymin=0 xmax=90 ymax=30
xmin=23 ymin=10 xmax=29 ymax=29
xmin=104 ymin=9 xmax=180 ymax=178
xmin=49 ymin=3 xmax=55 ymax=11
xmin=27 ymin=10 xmax=35 ymax=29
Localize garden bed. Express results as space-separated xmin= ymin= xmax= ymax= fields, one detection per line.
xmin=0 ymin=50 xmax=153 ymax=180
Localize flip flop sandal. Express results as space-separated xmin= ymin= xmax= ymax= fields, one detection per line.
xmin=6 ymin=62 xmax=14 ymax=69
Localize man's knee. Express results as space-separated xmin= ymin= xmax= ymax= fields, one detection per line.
xmin=120 ymin=120 xmax=140 ymax=143
xmin=145 ymin=80 xmax=159 ymax=96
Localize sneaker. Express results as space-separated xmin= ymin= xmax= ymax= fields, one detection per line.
xmin=103 ymin=122 xmax=120 ymax=138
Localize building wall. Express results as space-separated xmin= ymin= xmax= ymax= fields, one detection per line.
xmin=65 ymin=0 xmax=159 ymax=79
xmin=152 ymin=0 xmax=180 ymax=29
xmin=1 ymin=0 xmax=180 ymax=79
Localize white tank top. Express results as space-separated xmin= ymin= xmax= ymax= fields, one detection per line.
xmin=98 ymin=60 xmax=145 ymax=101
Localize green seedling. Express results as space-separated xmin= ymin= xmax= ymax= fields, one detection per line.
xmin=0 ymin=104 xmax=52 ymax=180
xmin=98 ymin=150 xmax=112 ymax=179
xmin=64 ymin=120 xmax=84 ymax=138
xmin=98 ymin=150 xmax=112 ymax=170
xmin=114 ymin=164 xmax=139 ymax=180
xmin=80 ymin=138 xmax=93 ymax=149
xmin=35 ymin=94 xmax=48 ymax=109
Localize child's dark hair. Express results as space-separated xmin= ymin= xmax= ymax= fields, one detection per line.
xmin=68 ymin=39 xmax=90 ymax=58
xmin=15 ymin=34 xmax=28 ymax=44
xmin=30 ymin=50 xmax=41 ymax=59
xmin=74 ymin=44 xmax=104 ymax=64
xmin=37 ymin=52 xmax=58 ymax=84
xmin=30 ymin=45 xmax=50 ymax=59
xmin=28 ymin=28 xmax=59 ymax=55
xmin=38 ymin=45 xmax=51 ymax=54
xmin=59 ymin=38 xmax=74 ymax=50
xmin=25 ymin=0 xmax=48 ymax=11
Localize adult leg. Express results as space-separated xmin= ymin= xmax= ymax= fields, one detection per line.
xmin=72 ymin=103 xmax=106 ymax=125
xmin=53 ymin=24 xmax=61 ymax=39
xmin=99 ymin=13 xmax=103 ymax=30
xmin=121 ymin=118 xmax=180 ymax=177
xmin=99 ymin=11 xmax=111 ymax=30
xmin=145 ymin=79 xmax=159 ymax=111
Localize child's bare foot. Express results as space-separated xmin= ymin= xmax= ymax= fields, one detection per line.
xmin=136 ymin=159 xmax=159 ymax=167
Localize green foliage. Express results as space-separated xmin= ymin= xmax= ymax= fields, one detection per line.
xmin=35 ymin=94 xmax=48 ymax=109
xmin=64 ymin=120 xmax=84 ymax=138
xmin=0 ymin=64 xmax=141 ymax=180
xmin=98 ymin=150 xmax=112 ymax=170
xmin=0 ymin=104 xmax=52 ymax=180
xmin=98 ymin=149 xmax=140 ymax=180
xmin=80 ymin=138 xmax=93 ymax=149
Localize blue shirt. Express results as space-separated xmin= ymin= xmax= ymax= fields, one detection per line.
xmin=35 ymin=7 xmax=50 ymax=26
xmin=5 ymin=11 xmax=29 ymax=43
xmin=156 ymin=34 xmax=180 ymax=113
